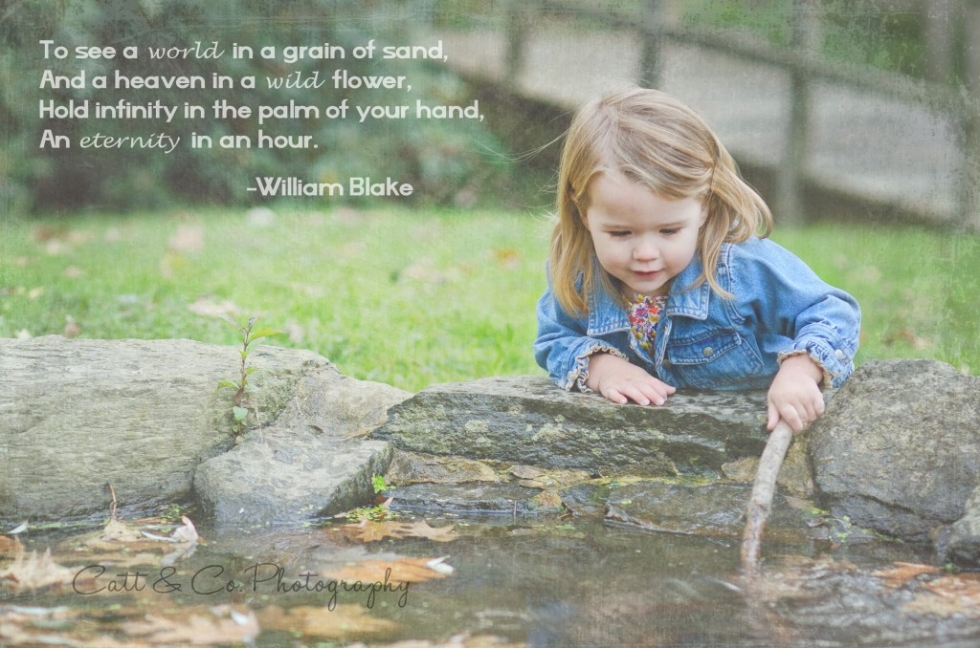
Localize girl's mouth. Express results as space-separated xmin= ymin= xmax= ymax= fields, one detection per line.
xmin=633 ymin=270 xmax=661 ymax=280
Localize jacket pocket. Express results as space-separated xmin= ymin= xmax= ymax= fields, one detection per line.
xmin=664 ymin=329 xmax=768 ymax=389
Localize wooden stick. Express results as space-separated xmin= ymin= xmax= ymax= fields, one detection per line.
xmin=740 ymin=420 xmax=795 ymax=573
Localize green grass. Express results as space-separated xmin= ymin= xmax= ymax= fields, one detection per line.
xmin=1 ymin=209 xmax=977 ymax=393
xmin=0 ymin=207 xmax=551 ymax=391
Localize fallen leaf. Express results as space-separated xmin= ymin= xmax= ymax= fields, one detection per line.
xmin=871 ymin=562 xmax=941 ymax=589
xmin=368 ymin=633 xmax=526 ymax=647
xmin=187 ymin=297 xmax=241 ymax=319
xmin=493 ymin=247 xmax=519 ymax=268
xmin=922 ymin=573 xmax=980 ymax=604
xmin=901 ymin=592 xmax=979 ymax=617
xmin=327 ymin=556 xmax=455 ymax=586
xmin=122 ymin=604 xmax=258 ymax=645
xmin=327 ymin=520 xmax=459 ymax=544
xmin=58 ymin=517 xmax=198 ymax=568
xmin=7 ymin=522 xmax=29 ymax=536
xmin=0 ymin=548 xmax=76 ymax=592
xmin=0 ymin=536 xmax=20 ymax=559
xmin=167 ymin=224 xmax=205 ymax=254
xmin=63 ymin=320 xmax=82 ymax=338
xmin=257 ymin=604 xmax=396 ymax=639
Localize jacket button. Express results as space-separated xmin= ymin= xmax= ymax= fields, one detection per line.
xmin=835 ymin=349 xmax=845 ymax=360
xmin=703 ymin=347 xmax=714 ymax=357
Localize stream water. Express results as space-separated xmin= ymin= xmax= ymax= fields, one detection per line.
xmin=4 ymin=510 xmax=980 ymax=647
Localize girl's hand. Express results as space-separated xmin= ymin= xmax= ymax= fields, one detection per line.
xmin=585 ymin=352 xmax=676 ymax=406
xmin=766 ymin=354 xmax=825 ymax=433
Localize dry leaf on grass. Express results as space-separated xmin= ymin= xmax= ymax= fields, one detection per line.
xmin=167 ymin=224 xmax=205 ymax=254
xmin=121 ymin=604 xmax=258 ymax=645
xmin=327 ymin=556 xmax=455 ymax=586
xmin=187 ymin=297 xmax=241 ymax=319
xmin=257 ymin=604 xmax=396 ymax=639
xmin=327 ymin=520 xmax=459 ymax=544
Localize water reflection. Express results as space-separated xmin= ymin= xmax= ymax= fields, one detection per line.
xmin=2 ymin=515 xmax=979 ymax=647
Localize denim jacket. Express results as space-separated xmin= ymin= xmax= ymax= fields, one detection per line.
xmin=534 ymin=237 xmax=861 ymax=392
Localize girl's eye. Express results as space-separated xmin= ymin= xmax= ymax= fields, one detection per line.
xmin=660 ymin=228 xmax=679 ymax=236
xmin=609 ymin=231 xmax=631 ymax=238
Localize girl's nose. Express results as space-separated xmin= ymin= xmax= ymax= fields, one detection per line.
xmin=633 ymin=237 xmax=658 ymax=261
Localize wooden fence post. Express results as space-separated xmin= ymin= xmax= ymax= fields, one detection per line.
xmin=504 ymin=0 xmax=527 ymax=88
xmin=963 ymin=0 xmax=980 ymax=230
xmin=925 ymin=0 xmax=955 ymax=83
xmin=775 ymin=0 xmax=818 ymax=226
xmin=639 ymin=0 xmax=666 ymax=88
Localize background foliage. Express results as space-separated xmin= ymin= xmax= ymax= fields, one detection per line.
xmin=0 ymin=0 xmax=513 ymax=214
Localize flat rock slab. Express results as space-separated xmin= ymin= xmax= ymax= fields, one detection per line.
xmin=372 ymin=376 xmax=776 ymax=477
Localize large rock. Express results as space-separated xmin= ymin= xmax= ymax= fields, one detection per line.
xmin=809 ymin=359 xmax=980 ymax=543
xmin=0 ymin=336 xmax=409 ymax=523
xmin=192 ymin=363 xmax=399 ymax=525
xmin=372 ymin=376 xmax=783 ymax=477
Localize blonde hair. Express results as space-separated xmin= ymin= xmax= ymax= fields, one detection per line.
xmin=549 ymin=86 xmax=773 ymax=316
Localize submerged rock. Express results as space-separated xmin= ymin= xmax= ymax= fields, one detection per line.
xmin=562 ymin=478 xmax=828 ymax=543
xmin=388 ymin=482 xmax=558 ymax=517
xmin=809 ymin=359 xmax=980 ymax=547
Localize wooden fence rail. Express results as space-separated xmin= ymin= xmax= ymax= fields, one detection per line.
xmin=494 ymin=0 xmax=980 ymax=230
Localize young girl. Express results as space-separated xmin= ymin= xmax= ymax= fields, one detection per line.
xmin=534 ymin=87 xmax=861 ymax=434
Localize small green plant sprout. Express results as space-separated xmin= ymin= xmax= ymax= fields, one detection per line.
xmin=218 ymin=316 xmax=281 ymax=438
xmin=373 ymin=474 xmax=394 ymax=494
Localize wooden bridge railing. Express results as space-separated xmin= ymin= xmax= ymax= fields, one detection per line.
xmin=496 ymin=0 xmax=980 ymax=230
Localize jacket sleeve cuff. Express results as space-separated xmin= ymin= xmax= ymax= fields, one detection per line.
xmin=778 ymin=336 xmax=854 ymax=389
xmin=564 ymin=343 xmax=629 ymax=392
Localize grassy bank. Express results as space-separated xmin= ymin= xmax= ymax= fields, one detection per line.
xmin=1 ymin=208 xmax=976 ymax=391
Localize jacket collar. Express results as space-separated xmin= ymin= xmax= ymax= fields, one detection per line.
xmin=586 ymin=251 xmax=715 ymax=334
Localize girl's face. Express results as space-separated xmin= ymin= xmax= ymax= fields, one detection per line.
xmin=582 ymin=172 xmax=706 ymax=297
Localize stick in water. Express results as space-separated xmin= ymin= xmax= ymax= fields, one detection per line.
xmin=740 ymin=419 xmax=795 ymax=573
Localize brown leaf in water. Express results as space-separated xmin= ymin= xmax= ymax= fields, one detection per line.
xmin=0 ymin=535 xmax=20 ymax=559
xmin=121 ymin=604 xmax=258 ymax=645
xmin=57 ymin=517 xmax=199 ymax=568
xmin=0 ymin=547 xmax=77 ymax=592
xmin=257 ymin=604 xmax=396 ymax=639
xmin=922 ymin=572 xmax=980 ymax=603
xmin=0 ymin=605 xmax=148 ymax=647
xmin=901 ymin=575 xmax=980 ymax=619
xmin=328 ymin=520 xmax=459 ymax=544
xmin=369 ymin=634 xmax=525 ymax=647
xmin=327 ymin=556 xmax=454 ymax=586
xmin=871 ymin=561 xmax=941 ymax=589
